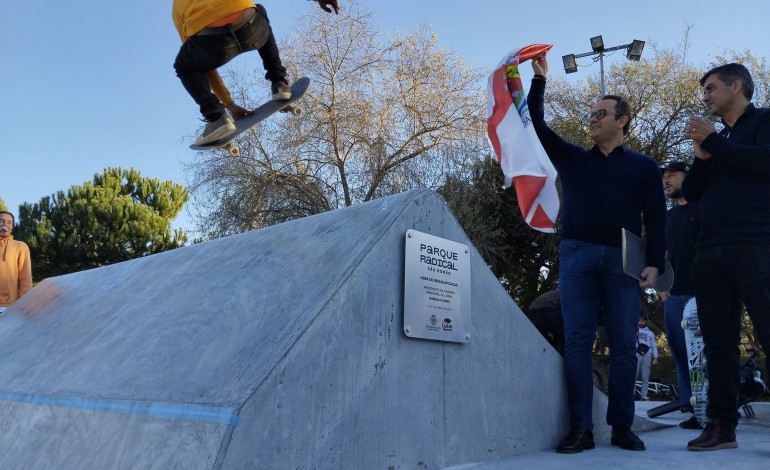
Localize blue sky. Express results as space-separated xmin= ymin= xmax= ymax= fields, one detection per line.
xmin=3 ymin=0 xmax=768 ymax=233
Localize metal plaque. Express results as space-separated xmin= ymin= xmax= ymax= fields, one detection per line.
xmin=403 ymin=229 xmax=471 ymax=343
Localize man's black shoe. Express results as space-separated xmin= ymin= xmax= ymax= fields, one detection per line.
xmin=679 ymin=416 xmax=704 ymax=429
xmin=687 ymin=418 xmax=738 ymax=451
xmin=556 ymin=427 xmax=595 ymax=454
xmin=611 ymin=425 xmax=645 ymax=451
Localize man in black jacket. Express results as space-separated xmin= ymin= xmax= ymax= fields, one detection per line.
xmin=683 ymin=62 xmax=770 ymax=451
xmin=528 ymin=54 xmax=667 ymax=454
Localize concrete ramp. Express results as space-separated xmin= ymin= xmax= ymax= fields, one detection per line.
xmin=0 ymin=189 xmax=609 ymax=468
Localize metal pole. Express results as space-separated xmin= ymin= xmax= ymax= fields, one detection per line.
xmin=599 ymin=51 xmax=605 ymax=97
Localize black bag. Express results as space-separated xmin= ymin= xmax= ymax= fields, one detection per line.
xmin=637 ymin=343 xmax=650 ymax=356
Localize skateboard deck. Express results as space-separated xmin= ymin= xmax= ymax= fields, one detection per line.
xmin=682 ymin=297 xmax=708 ymax=426
xmin=621 ymin=228 xmax=674 ymax=292
xmin=190 ymin=77 xmax=310 ymax=156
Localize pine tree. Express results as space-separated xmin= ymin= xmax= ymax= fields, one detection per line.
xmin=16 ymin=167 xmax=188 ymax=279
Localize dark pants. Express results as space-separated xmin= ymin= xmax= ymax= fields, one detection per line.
xmin=692 ymin=243 xmax=770 ymax=426
xmin=173 ymin=4 xmax=286 ymax=121
xmin=559 ymin=239 xmax=641 ymax=430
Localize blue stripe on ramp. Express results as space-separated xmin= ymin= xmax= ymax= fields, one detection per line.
xmin=0 ymin=391 xmax=240 ymax=427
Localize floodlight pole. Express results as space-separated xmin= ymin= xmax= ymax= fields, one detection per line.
xmin=564 ymin=40 xmax=644 ymax=97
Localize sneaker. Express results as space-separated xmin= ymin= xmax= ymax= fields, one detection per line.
xmin=641 ymin=396 xmax=650 ymax=401
xmin=271 ymin=79 xmax=291 ymax=100
xmin=611 ymin=425 xmax=645 ymax=451
xmin=195 ymin=114 xmax=235 ymax=145
xmin=687 ymin=418 xmax=738 ymax=451
xmin=555 ymin=427 xmax=595 ymax=454
xmin=679 ymin=416 xmax=704 ymax=430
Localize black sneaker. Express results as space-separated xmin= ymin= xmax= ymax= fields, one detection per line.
xmin=611 ymin=425 xmax=645 ymax=451
xmin=271 ymin=79 xmax=291 ymax=100
xmin=556 ymin=427 xmax=595 ymax=454
xmin=679 ymin=416 xmax=704 ymax=429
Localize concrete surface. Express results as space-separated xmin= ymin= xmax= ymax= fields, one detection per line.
xmin=444 ymin=400 xmax=770 ymax=470
xmin=0 ymin=188 xmax=626 ymax=469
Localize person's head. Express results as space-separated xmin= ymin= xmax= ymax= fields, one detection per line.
xmin=589 ymin=95 xmax=631 ymax=144
xmin=661 ymin=161 xmax=691 ymax=201
xmin=0 ymin=211 xmax=14 ymax=236
xmin=700 ymin=63 xmax=753 ymax=117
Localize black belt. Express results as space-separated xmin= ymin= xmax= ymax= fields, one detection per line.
xmin=195 ymin=8 xmax=257 ymax=36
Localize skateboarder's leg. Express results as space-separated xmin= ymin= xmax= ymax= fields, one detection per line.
xmin=174 ymin=35 xmax=235 ymax=121
xmin=226 ymin=4 xmax=288 ymax=99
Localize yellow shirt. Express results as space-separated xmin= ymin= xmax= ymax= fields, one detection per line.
xmin=172 ymin=0 xmax=255 ymax=107
xmin=0 ymin=235 xmax=32 ymax=307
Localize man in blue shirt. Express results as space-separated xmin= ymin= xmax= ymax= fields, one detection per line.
xmin=683 ymin=63 xmax=770 ymax=451
xmin=528 ymin=55 xmax=667 ymax=454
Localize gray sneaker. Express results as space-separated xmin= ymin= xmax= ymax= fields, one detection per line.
xmin=271 ymin=80 xmax=291 ymax=100
xmin=195 ymin=114 xmax=235 ymax=145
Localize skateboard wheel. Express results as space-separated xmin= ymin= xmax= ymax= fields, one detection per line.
xmin=681 ymin=320 xmax=688 ymax=329
xmin=690 ymin=396 xmax=697 ymax=407
xmin=228 ymin=146 xmax=240 ymax=157
xmin=290 ymin=106 xmax=302 ymax=116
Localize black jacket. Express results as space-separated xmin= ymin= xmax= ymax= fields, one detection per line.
xmin=682 ymin=104 xmax=770 ymax=246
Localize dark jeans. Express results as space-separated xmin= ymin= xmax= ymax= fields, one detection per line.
xmin=692 ymin=243 xmax=770 ymax=426
xmin=663 ymin=294 xmax=694 ymax=412
xmin=559 ymin=239 xmax=641 ymax=430
xmin=173 ymin=4 xmax=286 ymax=121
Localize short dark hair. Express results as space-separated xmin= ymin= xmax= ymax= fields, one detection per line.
xmin=0 ymin=211 xmax=14 ymax=225
xmin=700 ymin=63 xmax=754 ymax=101
xmin=602 ymin=94 xmax=631 ymax=136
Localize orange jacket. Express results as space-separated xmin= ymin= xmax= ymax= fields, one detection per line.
xmin=0 ymin=235 xmax=32 ymax=307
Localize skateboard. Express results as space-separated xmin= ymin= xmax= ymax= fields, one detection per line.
xmin=189 ymin=77 xmax=310 ymax=157
xmin=621 ymin=228 xmax=674 ymax=292
xmin=681 ymin=297 xmax=708 ymax=426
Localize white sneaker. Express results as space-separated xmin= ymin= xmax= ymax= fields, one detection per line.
xmin=195 ymin=114 xmax=235 ymax=145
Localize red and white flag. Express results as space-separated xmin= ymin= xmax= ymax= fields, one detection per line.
xmin=486 ymin=44 xmax=559 ymax=233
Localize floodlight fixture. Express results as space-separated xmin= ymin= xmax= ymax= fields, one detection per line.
xmin=627 ymin=40 xmax=645 ymax=61
xmin=562 ymin=54 xmax=578 ymax=74
xmin=590 ymin=35 xmax=605 ymax=52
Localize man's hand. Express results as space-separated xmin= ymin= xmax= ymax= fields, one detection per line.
xmin=659 ymin=291 xmax=670 ymax=302
xmin=532 ymin=54 xmax=548 ymax=76
xmin=317 ymin=0 xmax=339 ymax=14
xmin=639 ymin=266 xmax=659 ymax=289
xmin=227 ymin=104 xmax=254 ymax=121
xmin=685 ymin=117 xmax=716 ymax=160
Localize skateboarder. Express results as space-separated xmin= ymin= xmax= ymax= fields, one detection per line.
xmin=172 ymin=0 xmax=340 ymax=145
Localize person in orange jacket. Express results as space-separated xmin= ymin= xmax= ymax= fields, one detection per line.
xmin=0 ymin=211 xmax=32 ymax=312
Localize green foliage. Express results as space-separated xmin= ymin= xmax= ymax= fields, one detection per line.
xmin=16 ymin=167 xmax=188 ymax=279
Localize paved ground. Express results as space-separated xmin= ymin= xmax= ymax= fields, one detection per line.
xmin=446 ymin=401 xmax=770 ymax=470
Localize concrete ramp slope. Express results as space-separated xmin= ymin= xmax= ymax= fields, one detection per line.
xmin=0 ymin=188 xmax=586 ymax=468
